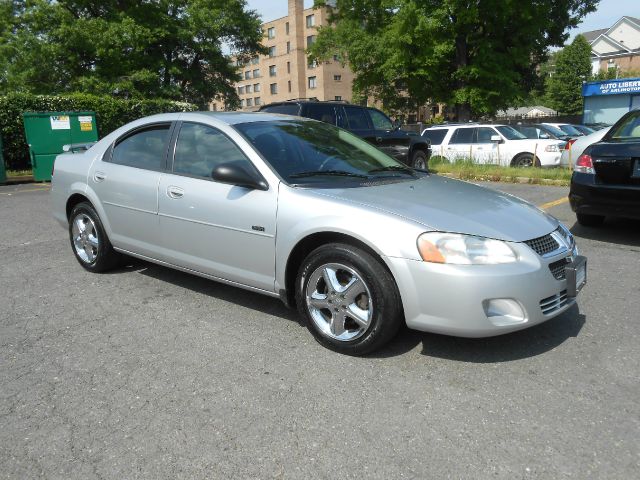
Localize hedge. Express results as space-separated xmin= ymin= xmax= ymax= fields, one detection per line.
xmin=0 ymin=93 xmax=197 ymax=170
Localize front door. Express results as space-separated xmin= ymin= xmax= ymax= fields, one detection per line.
xmin=158 ymin=122 xmax=278 ymax=292
xmin=366 ymin=108 xmax=411 ymax=162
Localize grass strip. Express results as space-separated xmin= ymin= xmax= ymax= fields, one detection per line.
xmin=429 ymin=160 xmax=572 ymax=186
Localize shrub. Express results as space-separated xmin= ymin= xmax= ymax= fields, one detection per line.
xmin=0 ymin=93 xmax=197 ymax=170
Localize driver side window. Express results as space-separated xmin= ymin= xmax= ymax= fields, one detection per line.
xmin=368 ymin=109 xmax=393 ymax=131
xmin=173 ymin=123 xmax=252 ymax=179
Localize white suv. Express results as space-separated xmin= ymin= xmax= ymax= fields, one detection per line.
xmin=422 ymin=123 xmax=565 ymax=167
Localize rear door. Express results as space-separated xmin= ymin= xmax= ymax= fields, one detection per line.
xmin=343 ymin=105 xmax=375 ymax=143
xmin=445 ymin=127 xmax=475 ymax=162
xmin=303 ymin=104 xmax=338 ymax=126
xmin=88 ymin=122 xmax=172 ymax=256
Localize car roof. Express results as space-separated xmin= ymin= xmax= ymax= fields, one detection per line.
xmin=183 ymin=111 xmax=304 ymax=125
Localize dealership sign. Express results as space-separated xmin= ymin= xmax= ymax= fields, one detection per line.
xmin=583 ymin=78 xmax=640 ymax=97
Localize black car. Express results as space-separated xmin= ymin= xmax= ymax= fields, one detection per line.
xmin=569 ymin=109 xmax=640 ymax=226
xmin=258 ymin=100 xmax=431 ymax=169
xmin=512 ymin=123 xmax=573 ymax=141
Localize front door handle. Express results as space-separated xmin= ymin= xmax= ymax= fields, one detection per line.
xmin=93 ymin=171 xmax=106 ymax=182
xmin=167 ymin=186 xmax=184 ymax=199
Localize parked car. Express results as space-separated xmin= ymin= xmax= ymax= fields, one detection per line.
xmin=422 ymin=123 xmax=565 ymax=167
xmin=512 ymin=123 xmax=573 ymax=141
xmin=570 ymin=109 xmax=640 ymax=226
xmin=560 ymin=127 xmax=610 ymax=167
xmin=51 ymin=112 xmax=586 ymax=355
xmin=542 ymin=122 xmax=586 ymax=137
xmin=571 ymin=124 xmax=596 ymax=136
xmin=258 ymin=100 xmax=431 ymax=169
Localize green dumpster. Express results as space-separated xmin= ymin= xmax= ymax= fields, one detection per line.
xmin=0 ymin=135 xmax=6 ymax=184
xmin=23 ymin=111 xmax=99 ymax=182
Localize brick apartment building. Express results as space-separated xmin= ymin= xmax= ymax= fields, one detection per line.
xmin=210 ymin=0 xmax=354 ymax=111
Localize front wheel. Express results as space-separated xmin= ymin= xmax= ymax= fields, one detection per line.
xmin=295 ymin=243 xmax=403 ymax=355
xmin=69 ymin=202 xmax=121 ymax=272
xmin=511 ymin=153 xmax=540 ymax=168
xmin=411 ymin=150 xmax=428 ymax=170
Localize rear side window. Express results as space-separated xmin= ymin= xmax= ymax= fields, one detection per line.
xmin=111 ymin=124 xmax=171 ymax=171
xmin=305 ymin=104 xmax=337 ymax=125
xmin=421 ymin=129 xmax=447 ymax=145
xmin=608 ymin=110 xmax=640 ymax=139
xmin=344 ymin=106 xmax=371 ymax=130
xmin=260 ymin=104 xmax=300 ymax=116
xmin=173 ymin=123 xmax=253 ymax=179
xmin=449 ymin=127 xmax=475 ymax=144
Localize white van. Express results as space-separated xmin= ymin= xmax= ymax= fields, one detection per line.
xmin=422 ymin=124 xmax=565 ymax=167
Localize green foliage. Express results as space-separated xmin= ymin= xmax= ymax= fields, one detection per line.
xmin=311 ymin=0 xmax=598 ymax=120
xmin=0 ymin=92 xmax=196 ymax=170
xmin=0 ymin=1 xmax=266 ymax=107
xmin=592 ymin=68 xmax=640 ymax=80
xmin=546 ymin=35 xmax=592 ymax=114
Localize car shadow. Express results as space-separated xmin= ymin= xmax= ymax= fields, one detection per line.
xmin=570 ymin=217 xmax=640 ymax=248
xmin=114 ymin=258 xmax=300 ymax=323
xmin=110 ymin=258 xmax=585 ymax=362
xmin=372 ymin=304 xmax=585 ymax=363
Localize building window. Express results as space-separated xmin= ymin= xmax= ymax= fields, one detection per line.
xmin=246 ymin=84 xmax=252 ymax=94
xmin=253 ymin=69 xmax=260 ymax=78
xmin=306 ymin=35 xmax=316 ymax=47
xmin=286 ymin=41 xmax=291 ymax=54
xmin=268 ymin=46 xmax=276 ymax=57
xmin=267 ymin=27 xmax=275 ymax=39
xmin=285 ymin=22 xmax=289 ymax=35
xmin=241 ymin=99 xmax=245 ymax=107
xmin=238 ymin=86 xmax=245 ymax=95
xmin=308 ymin=59 xmax=317 ymax=69
xmin=287 ymin=62 xmax=290 ymax=74
xmin=245 ymin=71 xmax=251 ymax=80
xmin=288 ymin=80 xmax=291 ymax=92
xmin=335 ymin=96 xmax=342 ymax=101
xmin=254 ymin=83 xmax=260 ymax=92
xmin=306 ymin=15 xmax=315 ymax=28
xmin=252 ymin=56 xmax=259 ymax=65
xmin=269 ymin=65 xmax=276 ymax=77
xmin=308 ymin=76 xmax=317 ymax=89
xmin=270 ymin=83 xmax=278 ymax=94
xmin=255 ymin=97 xmax=261 ymax=106
xmin=334 ymin=74 xmax=342 ymax=81
xmin=246 ymin=98 xmax=253 ymax=107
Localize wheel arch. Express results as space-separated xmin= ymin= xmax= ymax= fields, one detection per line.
xmin=510 ymin=151 xmax=541 ymax=167
xmin=283 ymin=231 xmax=396 ymax=309
xmin=66 ymin=193 xmax=91 ymax=219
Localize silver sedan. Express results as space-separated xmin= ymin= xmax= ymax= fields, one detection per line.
xmin=51 ymin=112 xmax=586 ymax=355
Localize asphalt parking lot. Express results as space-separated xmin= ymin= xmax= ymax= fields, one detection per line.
xmin=1 ymin=180 xmax=639 ymax=479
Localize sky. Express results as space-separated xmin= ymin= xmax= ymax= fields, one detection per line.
xmin=245 ymin=0 xmax=640 ymax=45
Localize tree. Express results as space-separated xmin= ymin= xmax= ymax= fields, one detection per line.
xmin=309 ymin=0 xmax=599 ymax=120
xmin=546 ymin=34 xmax=592 ymax=114
xmin=0 ymin=0 xmax=266 ymax=107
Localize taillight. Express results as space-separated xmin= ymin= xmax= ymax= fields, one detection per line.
xmin=575 ymin=154 xmax=595 ymax=174
xmin=564 ymin=139 xmax=577 ymax=150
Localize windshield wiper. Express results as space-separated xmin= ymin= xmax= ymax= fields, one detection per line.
xmin=368 ymin=165 xmax=417 ymax=176
xmin=289 ymin=170 xmax=369 ymax=179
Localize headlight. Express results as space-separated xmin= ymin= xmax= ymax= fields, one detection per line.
xmin=417 ymin=232 xmax=518 ymax=264
xmin=544 ymin=144 xmax=561 ymax=152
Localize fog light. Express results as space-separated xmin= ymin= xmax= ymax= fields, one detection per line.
xmin=482 ymin=299 xmax=527 ymax=326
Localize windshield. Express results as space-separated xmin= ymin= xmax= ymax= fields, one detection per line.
xmin=235 ymin=120 xmax=412 ymax=184
xmin=540 ymin=124 xmax=567 ymax=137
xmin=496 ymin=125 xmax=527 ymax=140
xmin=558 ymin=124 xmax=583 ymax=136
xmin=607 ymin=110 xmax=640 ymax=141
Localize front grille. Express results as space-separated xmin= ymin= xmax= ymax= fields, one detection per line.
xmin=549 ymin=259 xmax=568 ymax=280
xmin=540 ymin=290 xmax=569 ymax=315
xmin=525 ymin=233 xmax=560 ymax=256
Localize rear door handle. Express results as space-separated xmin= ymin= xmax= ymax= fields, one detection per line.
xmin=93 ymin=171 xmax=106 ymax=182
xmin=167 ymin=186 xmax=184 ymax=199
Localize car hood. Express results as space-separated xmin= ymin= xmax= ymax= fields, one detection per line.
xmin=312 ymin=175 xmax=557 ymax=242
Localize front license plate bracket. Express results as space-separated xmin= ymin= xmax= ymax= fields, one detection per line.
xmin=566 ymin=255 xmax=587 ymax=297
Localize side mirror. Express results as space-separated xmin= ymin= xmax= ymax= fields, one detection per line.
xmin=490 ymin=135 xmax=503 ymax=143
xmin=539 ymin=133 xmax=550 ymax=139
xmin=212 ymin=162 xmax=268 ymax=191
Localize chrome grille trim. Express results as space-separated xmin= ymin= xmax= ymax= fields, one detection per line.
xmin=524 ymin=227 xmax=574 ymax=258
xmin=525 ymin=232 xmax=560 ymax=256
xmin=549 ymin=259 xmax=568 ymax=280
xmin=540 ymin=290 xmax=569 ymax=315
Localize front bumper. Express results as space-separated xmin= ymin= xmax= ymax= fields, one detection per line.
xmin=538 ymin=151 xmax=562 ymax=168
xmin=569 ymin=172 xmax=640 ymax=220
xmin=386 ymin=242 xmax=582 ymax=337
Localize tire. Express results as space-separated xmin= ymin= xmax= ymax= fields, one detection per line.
xmin=68 ymin=202 xmax=120 ymax=272
xmin=511 ymin=153 xmax=540 ymax=168
xmin=411 ymin=150 xmax=428 ymax=170
xmin=295 ymin=243 xmax=403 ymax=355
xmin=577 ymin=213 xmax=605 ymax=227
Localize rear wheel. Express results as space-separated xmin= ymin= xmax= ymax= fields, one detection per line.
xmin=577 ymin=213 xmax=605 ymax=227
xmin=295 ymin=243 xmax=403 ymax=355
xmin=411 ymin=150 xmax=428 ymax=170
xmin=69 ymin=202 xmax=120 ymax=272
